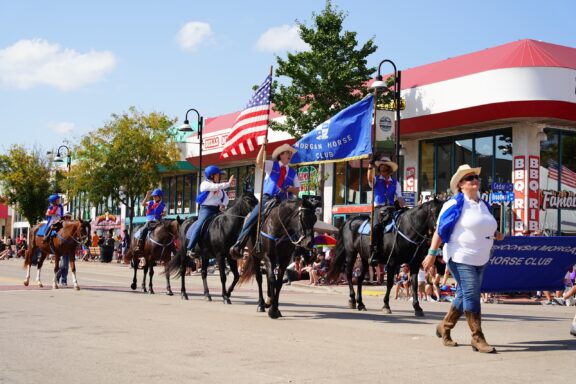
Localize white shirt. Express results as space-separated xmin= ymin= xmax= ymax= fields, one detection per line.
xmin=438 ymin=194 xmax=497 ymax=266
xmin=199 ymin=180 xmax=230 ymax=206
xmin=263 ymin=160 xmax=301 ymax=188
xmin=417 ymin=269 xmax=426 ymax=283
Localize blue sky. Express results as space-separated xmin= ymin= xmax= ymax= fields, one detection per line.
xmin=0 ymin=0 xmax=574 ymax=153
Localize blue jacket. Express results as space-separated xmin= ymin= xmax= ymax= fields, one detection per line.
xmin=263 ymin=161 xmax=297 ymax=201
xmin=437 ymin=193 xmax=490 ymax=243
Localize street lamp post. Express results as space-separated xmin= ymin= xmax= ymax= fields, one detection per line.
xmin=179 ymin=109 xmax=204 ymax=211
xmin=53 ymin=145 xmax=72 ymax=172
xmin=371 ymin=59 xmax=402 ymax=164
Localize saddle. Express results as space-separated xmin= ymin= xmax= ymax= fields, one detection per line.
xmin=185 ymin=213 xmax=220 ymax=247
xmin=358 ymin=209 xmax=405 ymax=236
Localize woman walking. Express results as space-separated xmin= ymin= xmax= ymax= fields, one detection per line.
xmin=423 ymin=164 xmax=504 ymax=353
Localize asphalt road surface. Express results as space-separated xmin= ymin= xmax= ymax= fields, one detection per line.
xmin=1 ymin=258 xmax=575 ymax=384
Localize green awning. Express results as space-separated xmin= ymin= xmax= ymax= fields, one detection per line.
xmin=157 ymin=161 xmax=197 ymax=173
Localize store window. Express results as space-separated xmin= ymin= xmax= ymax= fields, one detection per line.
xmin=540 ymin=129 xmax=576 ymax=236
xmin=333 ymin=160 xmax=371 ymax=205
xmin=161 ymin=173 xmax=197 ymax=216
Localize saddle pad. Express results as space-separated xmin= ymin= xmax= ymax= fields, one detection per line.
xmin=37 ymin=224 xmax=49 ymax=237
xmin=134 ymin=228 xmax=142 ymax=239
xmin=185 ymin=214 xmax=219 ymax=242
xmin=358 ymin=220 xmax=371 ymax=235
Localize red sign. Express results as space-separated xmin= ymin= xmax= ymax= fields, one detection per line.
xmin=405 ymin=167 xmax=415 ymax=192
xmin=527 ymin=156 xmax=540 ymax=232
xmin=512 ymin=156 xmax=526 ymax=235
xmin=203 ymin=136 xmax=220 ymax=149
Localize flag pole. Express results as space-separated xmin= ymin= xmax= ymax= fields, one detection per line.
xmin=253 ymin=66 xmax=274 ymax=256
xmin=369 ymin=88 xmax=378 ymax=250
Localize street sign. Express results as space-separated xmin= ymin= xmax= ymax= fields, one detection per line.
xmin=490 ymin=191 xmax=514 ymax=204
xmin=402 ymin=191 xmax=416 ymax=207
xmin=492 ymin=182 xmax=513 ymax=192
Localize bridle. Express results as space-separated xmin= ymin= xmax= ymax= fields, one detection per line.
xmin=261 ymin=201 xmax=315 ymax=247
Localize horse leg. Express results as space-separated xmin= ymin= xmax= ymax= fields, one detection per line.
xmin=164 ymin=263 xmax=173 ymax=296
xmin=382 ymin=267 xmax=394 ymax=314
xmin=226 ymin=258 xmax=240 ymax=299
xmin=411 ymin=272 xmax=424 ymax=317
xmin=218 ymin=258 xmax=231 ymax=304
xmin=255 ymin=263 xmax=266 ymax=312
xmin=268 ymin=268 xmax=282 ymax=319
xmin=130 ymin=259 xmax=138 ymax=291
xmin=69 ymin=253 xmax=80 ymax=290
xmin=36 ymin=253 xmax=46 ymax=288
xmin=141 ymin=266 xmax=148 ymax=293
xmin=346 ymin=254 xmax=356 ymax=309
xmin=201 ymin=256 xmax=212 ymax=301
xmin=179 ymin=252 xmax=188 ymax=300
xmin=148 ymin=264 xmax=155 ymax=294
xmin=52 ymin=254 xmax=60 ymax=289
xmin=356 ymin=257 xmax=368 ymax=311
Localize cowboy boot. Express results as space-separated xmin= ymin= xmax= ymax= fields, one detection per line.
xmin=465 ymin=311 xmax=496 ymax=353
xmin=229 ymin=239 xmax=246 ymax=260
xmin=436 ymin=306 xmax=463 ymax=347
xmin=369 ymin=225 xmax=383 ymax=267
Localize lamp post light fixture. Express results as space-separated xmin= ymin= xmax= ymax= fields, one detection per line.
xmin=179 ymin=108 xmax=204 ymax=210
xmin=53 ymin=144 xmax=72 ymax=172
xmin=371 ymin=59 xmax=402 ymax=165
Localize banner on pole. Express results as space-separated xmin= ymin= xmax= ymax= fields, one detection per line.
xmin=290 ymin=95 xmax=374 ymax=166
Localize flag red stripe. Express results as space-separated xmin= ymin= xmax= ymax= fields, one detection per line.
xmin=226 ymin=118 xmax=268 ymax=142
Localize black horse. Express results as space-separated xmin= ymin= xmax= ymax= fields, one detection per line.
xmin=239 ymin=196 xmax=319 ymax=319
xmin=327 ymin=198 xmax=443 ymax=316
xmin=167 ymin=193 xmax=258 ymax=302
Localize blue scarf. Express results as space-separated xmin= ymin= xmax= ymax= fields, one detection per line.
xmin=437 ymin=193 xmax=491 ymax=243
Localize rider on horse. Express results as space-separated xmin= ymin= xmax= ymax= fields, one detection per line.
xmin=134 ymin=188 xmax=166 ymax=256
xmin=367 ymin=156 xmax=405 ymax=266
xmin=229 ymin=143 xmax=300 ymax=259
xmin=43 ymin=194 xmax=66 ymax=244
xmin=186 ymin=165 xmax=235 ymax=255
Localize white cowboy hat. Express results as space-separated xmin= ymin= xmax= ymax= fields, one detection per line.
xmin=271 ymin=143 xmax=297 ymax=160
xmin=374 ymin=157 xmax=398 ymax=172
xmin=450 ymin=164 xmax=481 ymax=194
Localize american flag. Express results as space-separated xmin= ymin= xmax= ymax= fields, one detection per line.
xmin=220 ymin=75 xmax=272 ymax=159
xmin=548 ymin=159 xmax=576 ymax=189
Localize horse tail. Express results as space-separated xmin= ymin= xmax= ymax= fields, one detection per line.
xmin=238 ymin=254 xmax=257 ymax=285
xmin=326 ymin=234 xmax=346 ymax=283
xmin=166 ymin=245 xmax=185 ymax=278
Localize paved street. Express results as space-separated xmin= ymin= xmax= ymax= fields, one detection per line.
xmin=1 ymin=258 xmax=575 ymax=384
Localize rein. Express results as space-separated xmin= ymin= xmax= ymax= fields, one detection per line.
xmin=261 ymin=203 xmax=313 ymax=247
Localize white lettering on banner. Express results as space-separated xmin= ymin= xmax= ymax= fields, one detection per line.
xmin=514 ymin=157 xmax=525 ymax=169
xmin=513 ymin=155 xmax=526 ymax=236
xmin=527 ymin=156 xmax=540 ymax=232
xmin=493 ymin=244 xmax=576 ymax=256
xmin=541 ymin=190 xmax=576 ymax=210
xmin=514 ymin=180 xmax=525 ymax=191
xmin=488 ymin=256 xmax=553 ymax=266
xmin=405 ymin=167 xmax=415 ymax=191
xmin=296 ymin=143 xmax=323 ymax=150
xmin=326 ymin=135 xmax=353 ymax=148
xmin=514 ymin=199 xmax=524 ymax=209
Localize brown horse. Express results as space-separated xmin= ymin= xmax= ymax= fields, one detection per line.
xmin=127 ymin=218 xmax=181 ymax=295
xmin=24 ymin=219 xmax=91 ymax=290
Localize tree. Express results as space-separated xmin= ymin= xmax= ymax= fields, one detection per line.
xmin=68 ymin=107 xmax=180 ymax=234
xmin=0 ymin=145 xmax=52 ymax=225
xmin=272 ymin=0 xmax=378 ymax=139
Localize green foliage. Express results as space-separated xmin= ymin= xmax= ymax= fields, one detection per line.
xmin=272 ymin=0 xmax=378 ymax=139
xmin=67 ymin=107 xmax=180 ymax=229
xmin=0 ymin=145 xmax=52 ymax=225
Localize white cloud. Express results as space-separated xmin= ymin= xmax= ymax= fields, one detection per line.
xmin=256 ymin=25 xmax=309 ymax=53
xmin=0 ymin=39 xmax=116 ymax=91
xmin=48 ymin=121 xmax=75 ymax=134
xmin=177 ymin=21 xmax=213 ymax=51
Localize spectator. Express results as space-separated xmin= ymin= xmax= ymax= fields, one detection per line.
xmin=91 ymin=231 xmax=100 ymax=247
xmin=417 ymin=266 xmax=427 ymax=301
xmin=120 ymin=229 xmax=131 ymax=263
xmin=283 ymin=255 xmax=310 ymax=285
xmin=394 ymin=263 xmax=411 ymax=299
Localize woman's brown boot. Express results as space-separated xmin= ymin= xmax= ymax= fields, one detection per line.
xmin=436 ymin=306 xmax=462 ymax=346
xmin=465 ymin=311 xmax=496 ymax=353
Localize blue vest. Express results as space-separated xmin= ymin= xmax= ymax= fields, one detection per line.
xmin=374 ymin=177 xmax=397 ymax=206
xmin=45 ymin=204 xmax=64 ymax=226
xmin=145 ymin=200 xmax=165 ymax=221
xmin=263 ymin=162 xmax=297 ymax=201
xmin=437 ymin=193 xmax=491 ymax=243
xmin=196 ymin=189 xmax=225 ymax=205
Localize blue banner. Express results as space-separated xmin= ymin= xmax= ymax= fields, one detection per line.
xmin=481 ymin=236 xmax=576 ymax=292
xmin=290 ymin=95 xmax=374 ymax=165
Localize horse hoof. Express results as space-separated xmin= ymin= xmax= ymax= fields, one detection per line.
xmin=166 ymin=291 xmax=174 ymax=296
xmin=382 ymin=307 xmax=392 ymax=314
xmin=149 ymin=289 xmax=155 ymax=295
xmin=23 ymin=280 xmax=29 ymax=287
xmin=357 ymin=304 xmax=367 ymax=311
xmin=223 ymin=297 xmax=232 ymax=304
xmin=348 ymin=300 xmax=357 ymax=309
xmin=53 ymin=284 xmax=58 ymax=289
xmin=257 ymin=305 xmax=266 ymax=313
xmin=414 ymin=309 xmax=425 ymax=317
xmin=130 ymin=283 xmax=137 ymax=290
xmin=205 ymin=295 xmax=212 ymax=302
xmin=75 ymin=286 xmax=80 ymax=291
xmin=181 ymin=293 xmax=189 ymax=300
xmin=268 ymin=309 xmax=281 ymax=319
xmin=38 ymin=283 xmax=43 ymax=288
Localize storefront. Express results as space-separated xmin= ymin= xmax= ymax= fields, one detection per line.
xmin=180 ymin=39 xmax=576 ymax=236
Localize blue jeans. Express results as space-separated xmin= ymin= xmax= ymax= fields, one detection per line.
xmin=58 ymin=254 xmax=69 ymax=284
xmin=187 ymin=205 xmax=220 ymax=250
xmin=235 ymin=194 xmax=271 ymax=245
xmin=447 ymin=259 xmax=487 ymax=314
